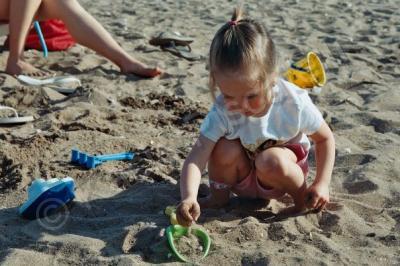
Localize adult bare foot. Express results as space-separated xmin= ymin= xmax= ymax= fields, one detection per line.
xmin=5 ymin=59 xmax=52 ymax=77
xmin=120 ymin=58 xmax=162 ymax=78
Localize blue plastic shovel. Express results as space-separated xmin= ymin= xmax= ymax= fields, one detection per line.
xmin=71 ymin=149 xmax=134 ymax=169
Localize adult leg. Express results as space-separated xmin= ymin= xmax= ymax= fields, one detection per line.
xmin=201 ymin=138 xmax=251 ymax=208
xmin=255 ymin=147 xmax=307 ymax=214
xmin=0 ymin=0 xmax=10 ymax=21
xmin=4 ymin=0 xmax=50 ymax=76
xmin=36 ymin=0 xmax=161 ymax=77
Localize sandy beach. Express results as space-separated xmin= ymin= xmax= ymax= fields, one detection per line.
xmin=0 ymin=0 xmax=399 ymax=265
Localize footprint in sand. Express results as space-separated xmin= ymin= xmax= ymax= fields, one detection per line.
xmin=267 ymin=223 xmax=287 ymax=241
xmin=120 ymin=92 xmax=207 ymax=132
xmin=387 ymin=209 xmax=400 ymax=232
xmin=377 ymin=56 xmax=398 ymax=64
xmin=241 ymin=253 xmax=270 ymax=265
xmin=0 ymin=153 xmax=22 ymax=192
xmin=2 ymin=87 xmax=42 ymax=108
xmin=318 ymin=211 xmax=342 ymax=234
xmin=335 ymin=153 xmax=376 ymax=168
xmin=343 ymin=180 xmax=379 ymax=194
xmin=51 ymin=54 xmax=109 ymax=74
xmin=384 ymin=192 xmax=400 ymax=209
xmin=345 ymin=112 xmax=399 ymax=135
xmin=378 ymin=234 xmax=400 ymax=247
xmin=334 ymin=154 xmax=379 ymax=194
xmin=369 ymin=117 xmax=398 ymax=134
xmin=328 ymin=116 xmax=355 ymax=131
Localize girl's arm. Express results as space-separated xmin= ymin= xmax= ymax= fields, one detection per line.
xmin=307 ymin=121 xmax=335 ymax=210
xmin=178 ymin=134 xmax=216 ymax=225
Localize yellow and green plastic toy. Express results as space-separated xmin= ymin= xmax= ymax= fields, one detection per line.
xmin=164 ymin=206 xmax=211 ymax=262
xmin=286 ymin=51 xmax=326 ymax=89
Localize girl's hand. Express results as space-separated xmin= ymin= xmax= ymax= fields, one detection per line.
xmin=176 ymin=199 xmax=200 ymax=227
xmin=307 ymin=122 xmax=335 ymax=212
xmin=305 ymin=183 xmax=330 ymax=211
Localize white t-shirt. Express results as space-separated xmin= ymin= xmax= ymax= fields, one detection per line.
xmin=200 ymin=79 xmax=324 ymax=154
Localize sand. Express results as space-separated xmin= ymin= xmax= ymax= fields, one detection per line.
xmin=0 ymin=0 xmax=399 ymax=265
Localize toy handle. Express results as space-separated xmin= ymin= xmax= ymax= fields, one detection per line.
xmin=165 ymin=206 xmax=178 ymax=225
xmin=33 ymin=21 xmax=48 ymax=58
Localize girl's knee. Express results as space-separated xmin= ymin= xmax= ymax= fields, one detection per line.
xmin=255 ymin=149 xmax=288 ymax=178
xmin=256 ymin=148 xmax=305 ymax=191
xmin=210 ymin=138 xmax=244 ymax=166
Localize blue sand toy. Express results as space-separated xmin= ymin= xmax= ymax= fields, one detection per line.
xmin=33 ymin=21 xmax=48 ymax=58
xmin=19 ymin=177 xmax=75 ymax=219
xmin=71 ymin=149 xmax=135 ymax=169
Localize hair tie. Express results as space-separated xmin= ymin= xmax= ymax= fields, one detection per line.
xmin=228 ymin=20 xmax=238 ymax=26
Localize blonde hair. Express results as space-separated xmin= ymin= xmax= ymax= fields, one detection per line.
xmin=209 ymin=7 xmax=277 ymax=99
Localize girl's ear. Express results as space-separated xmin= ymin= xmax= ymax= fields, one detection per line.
xmin=266 ymin=72 xmax=278 ymax=89
xmin=261 ymin=71 xmax=277 ymax=93
xmin=209 ymin=73 xmax=217 ymax=101
xmin=270 ymin=71 xmax=278 ymax=85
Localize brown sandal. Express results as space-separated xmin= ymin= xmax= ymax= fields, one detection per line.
xmin=149 ymin=31 xmax=194 ymax=47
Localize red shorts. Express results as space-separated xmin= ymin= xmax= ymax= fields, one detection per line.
xmin=210 ymin=143 xmax=309 ymax=200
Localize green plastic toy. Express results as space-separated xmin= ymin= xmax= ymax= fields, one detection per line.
xmin=166 ymin=224 xmax=211 ymax=262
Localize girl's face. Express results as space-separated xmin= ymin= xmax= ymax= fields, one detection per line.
xmin=214 ymin=72 xmax=273 ymax=117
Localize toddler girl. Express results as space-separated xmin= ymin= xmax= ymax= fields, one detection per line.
xmin=177 ymin=7 xmax=335 ymax=226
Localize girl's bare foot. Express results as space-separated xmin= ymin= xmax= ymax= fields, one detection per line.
xmin=120 ymin=59 xmax=162 ymax=78
xmin=5 ymin=59 xmax=52 ymax=77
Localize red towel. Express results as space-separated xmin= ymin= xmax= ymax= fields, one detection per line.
xmin=25 ymin=19 xmax=76 ymax=51
xmin=5 ymin=19 xmax=76 ymax=51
